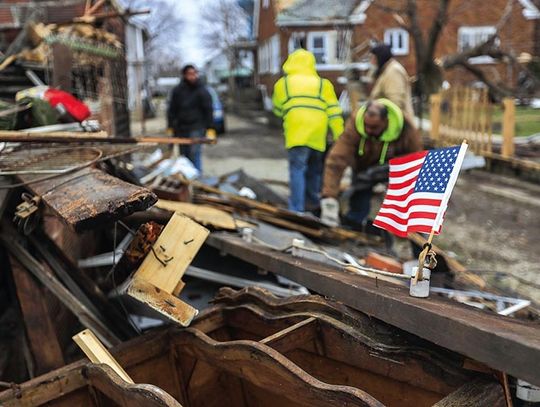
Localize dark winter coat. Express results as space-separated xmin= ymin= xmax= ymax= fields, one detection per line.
xmin=167 ymin=80 xmax=213 ymax=134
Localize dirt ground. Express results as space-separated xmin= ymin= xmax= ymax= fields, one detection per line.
xmin=134 ymin=109 xmax=540 ymax=304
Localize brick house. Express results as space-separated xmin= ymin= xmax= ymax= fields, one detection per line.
xmin=254 ymin=0 xmax=540 ymax=100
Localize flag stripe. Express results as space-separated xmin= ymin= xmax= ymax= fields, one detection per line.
xmin=377 ymin=206 xmax=440 ymax=219
xmin=389 ymin=166 xmax=422 ymax=184
xmin=374 ymin=146 xmax=464 ymax=237
xmin=383 ymin=192 xmax=444 ymax=204
xmin=388 ymin=174 xmax=419 ymax=190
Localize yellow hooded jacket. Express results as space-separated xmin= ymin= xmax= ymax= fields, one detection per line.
xmin=272 ymin=50 xmax=344 ymax=152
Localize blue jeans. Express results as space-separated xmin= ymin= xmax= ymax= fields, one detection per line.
xmin=345 ymin=187 xmax=372 ymax=225
xmin=288 ymin=146 xmax=323 ymax=213
xmin=178 ymin=128 xmax=204 ymax=172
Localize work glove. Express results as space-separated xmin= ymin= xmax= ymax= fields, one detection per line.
xmin=166 ymin=127 xmax=174 ymax=136
xmin=320 ymin=197 xmax=340 ymax=227
xmin=206 ymin=128 xmax=217 ymax=141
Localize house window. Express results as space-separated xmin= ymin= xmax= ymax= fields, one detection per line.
xmin=458 ymin=26 xmax=497 ymax=64
xmin=384 ymin=28 xmax=409 ymax=56
xmin=270 ymin=34 xmax=281 ymax=74
xmin=458 ymin=26 xmax=497 ymax=51
xmin=258 ymin=34 xmax=280 ymax=74
xmin=307 ymin=32 xmax=328 ymax=64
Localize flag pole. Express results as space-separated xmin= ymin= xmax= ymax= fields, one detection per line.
xmin=413 ymin=140 xmax=468 ymax=284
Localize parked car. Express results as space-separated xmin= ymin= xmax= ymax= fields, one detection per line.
xmin=207 ymin=86 xmax=225 ymax=134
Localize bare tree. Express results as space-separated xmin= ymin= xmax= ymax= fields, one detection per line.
xmin=199 ymin=0 xmax=250 ymax=100
xmin=373 ymin=0 xmax=536 ymax=103
xmin=122 ymin=0 xmax=184 ymax=64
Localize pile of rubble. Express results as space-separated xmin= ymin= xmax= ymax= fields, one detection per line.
xmin=0 ymin=137 xmax=538 ymax=406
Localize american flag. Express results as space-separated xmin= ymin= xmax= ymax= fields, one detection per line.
xmin=373 ymin=143 xmax=468 ymax=237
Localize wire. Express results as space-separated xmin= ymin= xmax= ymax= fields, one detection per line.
xmin=108 ymin=221 xmax=141 ymax=335
xmin=248 ymin=234 xmax=412 ymax=281
xmin=0 ymin=147 xmax=103 ymax=189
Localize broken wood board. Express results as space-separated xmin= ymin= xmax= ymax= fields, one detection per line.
xmin=1 ymin=230 xmax=120 ymax=347
xmin=433 ymin=378 xmax=505 ymax=407
xmin=206 ymin=233 xmax=540 ymax=386
xmin=156 ymin=200 xmax=237 ymax=230
xmin=127 ymin=212 xmax=209 ymax=326
xmin=193 ymin=191 xmax=377 ymax=244
xmin=19 ymin=168 xmax=157 ymax=232
xmin=10 ymin=256 xmax=65 ymax=375
xmin=73 ymin=329 xmax=133 ymax=384
xmin=0 ymin=130 xmax=215 ymax=145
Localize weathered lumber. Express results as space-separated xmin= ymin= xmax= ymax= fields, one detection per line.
xmin=0 ymin=130 xmax=215 ymax=145
xmin=127 ymin=212 xmax=209 ymax=326
xmin=30 ymin=232 xmax=138 ymax=339
xmin=204 ymin=293 xmax=475 ymax=404
xmin=155 ymin=200 xmax=238 ymax=230
xmin=9 ymin=256 xmax=65 ymax=375
xmin=433 ymin=377 xmax=506 ymax=407
xmin=83 ymin=364 xmax=182 ymax=407
xmin=0 ymin=231 xmax=120 ymax=347
xmin=174 ymin=329 xmax=383 ymax=407
xmin=73 ymin=329 xmax=133 ymax=384
xmin=191 ymin=182 xmax=378 ymax=244
xmin=19 ymin=168 xmax=157 ymax=231
xmin=205 ymin=233 xmax=540 ymax=386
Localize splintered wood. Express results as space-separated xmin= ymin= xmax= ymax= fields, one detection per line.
xmin=73 ymin=329 xmax=133 ymax=384
xmin=156 ymin=200 xmax=238 ymax=230
xmin=127 ymin=212 xmax=209 ymax=326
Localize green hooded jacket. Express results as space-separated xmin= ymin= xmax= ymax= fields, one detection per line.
xmin=272 ymin=49 xmax=344 ymax=152
xmin=355 ymin=98 xmax=404 ymax=164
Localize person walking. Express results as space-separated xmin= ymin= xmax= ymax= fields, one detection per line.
xmin=320 ymin=99 xmax=422 ymax=227
xmin=272 ymin=49 xmax=344 ymax=213
xmin=167 ymin=64 xmax=215 ymax=172
xmin=369 ymin=44 xmax=415 ymax=121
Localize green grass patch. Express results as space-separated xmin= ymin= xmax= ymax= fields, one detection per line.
xmin=491 ymin=106 xmax=540 ymax=137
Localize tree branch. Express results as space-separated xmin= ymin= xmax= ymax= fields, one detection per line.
xmin=425 ymin=0 xmax=451 ymax=60
xmin=459 ymin=62 xmax=513 ymax=97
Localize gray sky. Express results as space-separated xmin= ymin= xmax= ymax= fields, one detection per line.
xmin=173 ymin=0 xmax=207 ymax=66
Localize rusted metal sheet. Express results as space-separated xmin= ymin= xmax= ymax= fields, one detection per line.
xmin=206 ymin=233 xmax=540 ymax=386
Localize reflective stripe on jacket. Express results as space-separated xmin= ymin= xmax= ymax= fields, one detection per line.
xmin=272 ymin=50 xmax=344 ymax=152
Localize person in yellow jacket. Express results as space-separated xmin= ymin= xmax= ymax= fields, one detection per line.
xmin=272 ymin=49 xmax=344 ymax=213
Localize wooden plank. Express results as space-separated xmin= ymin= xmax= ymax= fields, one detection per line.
xmin=20 ymin=168 xmax=157 ymax=232
xmin=73 ymin=329 xmax=134 ymax=384
xmin=433 ymin=378 xmax=505 ymax=407
xmin=30 ymin=232 xmax=138 ymax=340
xmin=260 ymin=317 xmax=317 ymax=354
xmin=10 ymin=256 xmax=65 ymax=375
xmin=0 ymin=231 xmax=120 ymax=347
xmin=84 ymin=364 xmax=182 ymax=407
xmin=126 ymin=213 xmax=208 ymax=326
xmin=205 ymin=233 xmax=540 ymax=386
xmin=133 ymin=212 xmax=209 ymax=293
xmin=0 ymin=130 xmax=215 ymax=145
xmin=174 ymin=329 xmax=383 ymax=407
xmin=155 ymin=200 xmax=237 ymax=230
xmin=501 ymin=97 xmax=515 ymax=158
xmin=127 ymin=279 xmax=198 ymax=326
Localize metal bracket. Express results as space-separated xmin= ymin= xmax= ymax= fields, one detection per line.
xmin=13 ymin=193 xmax=41 ymax=235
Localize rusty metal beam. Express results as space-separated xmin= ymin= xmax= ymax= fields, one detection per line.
xmin=206 ymin=233 xmax=540 ymax=386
